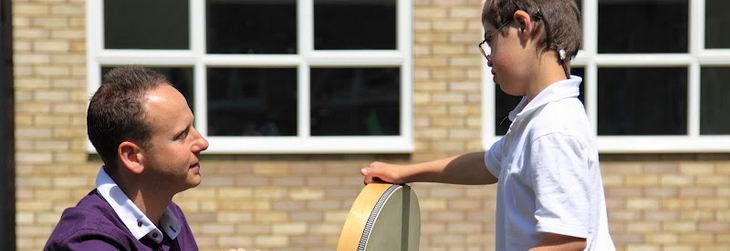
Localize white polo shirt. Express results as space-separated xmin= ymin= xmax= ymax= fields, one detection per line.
xmin=484 ymin=76 xmax=615 ymax=251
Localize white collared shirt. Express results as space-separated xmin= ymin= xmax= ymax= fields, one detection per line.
xmin=96 ymin=166 xmax=182 ymax=244
xmin=485 ymin=76 xmax=615 ymax=250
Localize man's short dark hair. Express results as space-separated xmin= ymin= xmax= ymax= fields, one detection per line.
xmin=87 ymin=66 xmax=169 ymax=170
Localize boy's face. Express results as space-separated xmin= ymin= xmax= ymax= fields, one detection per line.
xmin=484 ymin=21 xmax=533 ymax=97
xmin=140 ymin=84 xmax=209 ymax=193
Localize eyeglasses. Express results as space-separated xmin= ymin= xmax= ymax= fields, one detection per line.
xmin=478 ymin=7 xmax=570 ymax=79
xmin=478 ymin=19 xmax=513 ymax=60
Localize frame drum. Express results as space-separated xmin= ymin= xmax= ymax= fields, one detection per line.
xmin=337 ymin=183 xmax=420 ymax=251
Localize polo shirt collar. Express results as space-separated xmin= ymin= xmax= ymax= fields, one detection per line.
xmin=95 ymin=166 xmax=182 ymax=244
xmin=508 ymin=76 xmax=582 ymax=122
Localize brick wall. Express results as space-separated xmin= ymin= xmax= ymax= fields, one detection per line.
xmin=12 ymin=0 xmax=730 ymax=250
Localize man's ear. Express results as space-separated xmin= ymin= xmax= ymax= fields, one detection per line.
xmin=118 ymin=141 xmax=145 ymax=175
xmin=513 ymin=10 xmax=534 ymax=37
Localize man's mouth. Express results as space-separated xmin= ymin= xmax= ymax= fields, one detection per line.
xmin=190 ymin=162 xmax=200 ymax=169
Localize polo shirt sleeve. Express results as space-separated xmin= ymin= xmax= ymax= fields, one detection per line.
xmin=484 ymin=137 xmax=505 ymax=178
xmin=45 ymin=229 xmax=125 ymax=250
xmin=528 ymin=133 xmax=590 ymax=238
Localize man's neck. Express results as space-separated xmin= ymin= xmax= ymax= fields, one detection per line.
xmin=109 ymin=170 xmax=173 ymax=226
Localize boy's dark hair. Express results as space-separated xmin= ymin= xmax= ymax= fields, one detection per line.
xmin=87 ymin=66 xmax=169 ymax=170
xmin=482 ymin=0 xmax=582 ymax=60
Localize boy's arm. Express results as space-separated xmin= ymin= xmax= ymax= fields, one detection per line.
xmin=529 ymin=233 xmax=586 ymax=251
xmin=361 ymin=152 xmax=497 ymax=185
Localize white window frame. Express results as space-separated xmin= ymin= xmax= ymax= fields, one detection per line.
xmin=86 ymin=0 xmax=414 ymax=154
xmin=482 ymin=0 xmax=730 ymax=153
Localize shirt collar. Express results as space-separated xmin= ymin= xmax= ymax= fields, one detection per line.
xmin=508 ymin=76 xmax=582 ymax=122
xmin=95 ymin=166 xmax=182 ymax=244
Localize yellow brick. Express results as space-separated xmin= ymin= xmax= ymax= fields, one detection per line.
xmin=696 ymin=199 xmax=729 ymax=209
xmin=217 ymin=236 xmax=253 ymax=247
xmin=626 ymin=245 xmax=659 ymax=251
xmin=253 ymin=212 xmax=287 ymax=223
xmin=14 ymin=4 xmax=49 ymax=15
xmin=718 ymin=211 xmax=730 ymax=221
xmin=272 ymin=223 xmax=307 ymax=235
xmin=36 ymin=213 xmax=61 ymax=224
xmin=255 ymin=235 xmax=288 ymax=248
xmin=681 ymin=210 xmax=714 ymax=221
xmin=679 ymin=162 xmax=714 ymax=175
xmin=626 ymin=198 xmax=660 ymax=210
xmin=52 ymin=176 xmax=87 ymax=187
xmin=421 ymin=198 xmax=448 ymax=211
xmin=309 ymin=223 xmax=340 ymax=234
xmin=696 ymin=176 xmax=729 ymax=186
xmin=680 ymin=233 xmax=714 ymax=243
xmin=661 ymin=175 xmax=694 ymax=186
xmin=17 ymin=225 xmax=54 ymax=237
xmin=663 ymin=199 xmax=696 ymax=209
xmin=17 ymin=213 xmax=34 ymax=224
xmin=201 ymin=224 xmax=235 ymax=234
xmin=33 ymin=40 xmax=69 ymax=52
xmin=663 ymin=245 xmax=694 ymax=251
xmin=625 ymin=175 xmax=659 ymax=186
xmin=217 ymin=188 xmax=253 ymax=198
xmin=253 ymin=187 xmax=286 ymax=199
xmin=17 ymin=153 xmax=52 ymax=164
xmin=433 ymin=20 xmax=466 ymax=31
xmin=663 ymin=221 xmax=697 ymax=232
xmin=415 ymin=8 xmax=448 ymax=18
xmin=645 ymin=233 xmax=678 ymax=244
xmin=627 ymin=222 xmax=660 ymax=233
xmin=290 ymin=188 xmax=325 ymax=200
xmin=324 ymin=211 xmax=348 ymax=223
xmin=217 ymin=212 xmax=252 ymax=222
xmin=253 ymin=162 xmax=289 ymax=177
xmin=34 ymin=189 xmax=70 ymax=200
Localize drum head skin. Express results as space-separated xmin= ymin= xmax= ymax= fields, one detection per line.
xmin=337 ymin=183 xmax=420 ymax=251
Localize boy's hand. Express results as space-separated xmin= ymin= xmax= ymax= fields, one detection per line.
xmin=361 ymin=161 xmax=406 ymax=184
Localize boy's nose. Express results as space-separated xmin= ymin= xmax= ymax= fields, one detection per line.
xmin=486 ymin=54 xmax=493 ymax=67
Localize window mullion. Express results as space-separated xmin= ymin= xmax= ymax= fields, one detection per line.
xmin=584 ymin=0 xmax=598 ymax=133
xmin=687 ymin=0 xmax=703 ymax=138
xmin=298 ymin=0 xmax=313 ymax=138
xmin=191 ymin=0 xmax=208 ymax=136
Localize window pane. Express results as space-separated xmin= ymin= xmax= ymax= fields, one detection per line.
xmin=104 ymin=0 xmax=189 ymax=49
xmin=705 ymin=1 xmax=730 ymax=48
xmin=314 ymin=0 xmax=396 ymax=50
xmin=100 ymin=67 xmax=195 ymax=112
xmin=207 ymin=0 xmax=296 ymax=54
xmin=207 ymin=68 xmax=297 ymax=136
xmin=311 ymin=68 xmax=400 ymax=136
xmin=495 ymin=67 xmax=585 ymax=135
xmin=598 ymin=67 xmax=687 ymax=135
xmin=700 ymin=67 xmax=730 ymax=134
xmin=598 ymin=0 xmax=687 ymax=53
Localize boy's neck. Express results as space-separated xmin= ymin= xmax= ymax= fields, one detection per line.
xmin=524 ymin=52 xmax=569 ymax=102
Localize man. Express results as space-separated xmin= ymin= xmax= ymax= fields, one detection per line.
xmin=45 ymin=66 xmax=209 ymax=250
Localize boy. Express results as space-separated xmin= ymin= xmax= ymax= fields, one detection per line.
xmin=360 ymin=0 xmax=615 ymax=250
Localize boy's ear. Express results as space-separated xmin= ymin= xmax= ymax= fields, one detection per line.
xmin=513 ymin=10 xmax=534 ymax=35
xmin=118 ymin=141 xmax=145 ymax=175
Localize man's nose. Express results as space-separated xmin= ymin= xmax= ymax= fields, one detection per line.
xmin=191 ymin=128 xmax=209 ymax=152
xmin=486 ymin=54 xmax=493 ymax=67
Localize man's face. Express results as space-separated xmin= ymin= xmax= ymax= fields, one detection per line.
xmin=141 ymin=84 xmax=209 ymax=192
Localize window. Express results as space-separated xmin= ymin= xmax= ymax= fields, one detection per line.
xmin=483 ymin=0 xmax=730 ymax=152
xmin=88 ymin=0 xmax=413 ymax=153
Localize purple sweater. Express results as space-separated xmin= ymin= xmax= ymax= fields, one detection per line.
xmin=44 ymin=190 xmax=198 ymax=251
